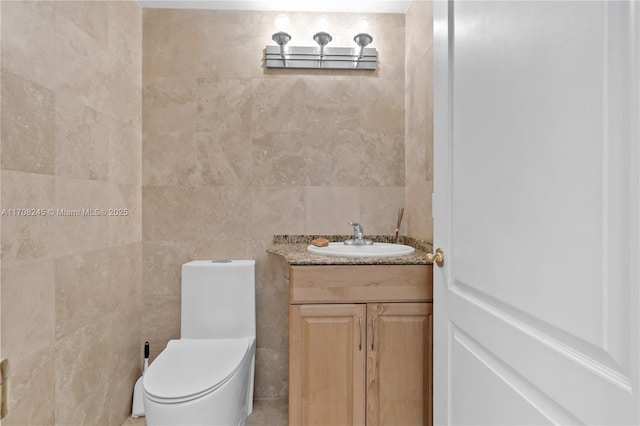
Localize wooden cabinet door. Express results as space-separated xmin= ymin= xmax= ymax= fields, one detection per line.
xmin=290 ymin=304 xmax=366 ymax=426
xmin=367 ymin=303 xmax=433 ymax=426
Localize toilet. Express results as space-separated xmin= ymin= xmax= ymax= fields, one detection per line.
xmin=143 ymin=260 xmax=256 ymax=426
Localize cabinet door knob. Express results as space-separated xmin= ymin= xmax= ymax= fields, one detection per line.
xmin=426 ymin=248 xmax=445 ymax=267
xmin=358 ymin=317 xmax=363 ymax=351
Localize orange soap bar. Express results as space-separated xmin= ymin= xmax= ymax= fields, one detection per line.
xmin=311 ymin=238 xmax=329 ymax=247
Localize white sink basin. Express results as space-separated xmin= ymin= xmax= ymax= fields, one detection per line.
xmin=307 ymin=242 xmax=415 ymax=258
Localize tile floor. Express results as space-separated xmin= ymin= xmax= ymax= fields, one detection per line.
xmin=121 ymin=399 xmax=288 ymax=426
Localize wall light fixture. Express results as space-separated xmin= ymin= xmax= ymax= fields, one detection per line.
xmin=265 ymin=16 xmax=377 ymax=70
xmin=272 ymin=31 xmax=292 ymax=59
xmin=313 ymin=31 xmax=332 ymax=59
xmin=353 ymin=33 xmax=373 ymax=59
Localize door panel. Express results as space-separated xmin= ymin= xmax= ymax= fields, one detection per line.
xmin=453 ymin=0 xmax=605 ymax=348
xmin=434 ymin=1 xmax=639 ymax=424
xmin=289 ymin=304 xmax=366 ymax=426
xmin=451 ymin=329 xmax=555 ymax=426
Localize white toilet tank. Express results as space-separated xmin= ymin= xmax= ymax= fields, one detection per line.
xmin=181 ymin=260 xmax=255 ymax=339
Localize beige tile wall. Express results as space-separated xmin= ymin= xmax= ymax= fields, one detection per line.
xmin=405 ymin=0 xmax=434 ymax=240
xmin=0 ymin=1 xmax=142 ymax=425
xmin=142 ymin=9 xmax=407 ymax=400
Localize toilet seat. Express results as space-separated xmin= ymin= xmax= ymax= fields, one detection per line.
xmin=143 ymin=337 xmax=253 ymax=404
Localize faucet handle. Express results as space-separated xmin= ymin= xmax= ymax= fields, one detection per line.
xmin=348 ymin=221 xmax=364 ymax=240
xmin=348 ymin=222 xmax=363 ymax=234
xmin=345 ymin=222 xmax=373 ymax=246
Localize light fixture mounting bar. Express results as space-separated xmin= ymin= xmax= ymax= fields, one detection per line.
xmin=265 ymin=45 xmax=377 ymax=70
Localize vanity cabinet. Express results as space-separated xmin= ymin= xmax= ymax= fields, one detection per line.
xmin=288 ymin=265 xmax=433 ymax=426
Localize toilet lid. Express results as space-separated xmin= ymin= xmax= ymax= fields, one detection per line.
xmin=143 ymin=338 xmax=252 ymax=401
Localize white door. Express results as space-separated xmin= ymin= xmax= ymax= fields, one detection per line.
xmin=433 ymin=1 xmax=640 ymax=424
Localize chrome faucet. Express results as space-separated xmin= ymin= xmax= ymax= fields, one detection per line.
xmin=345 ymin=222 xmax=373 ymax=245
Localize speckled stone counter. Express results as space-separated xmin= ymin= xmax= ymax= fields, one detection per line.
xmin=267 ymin=235 xmax=434 ymax=265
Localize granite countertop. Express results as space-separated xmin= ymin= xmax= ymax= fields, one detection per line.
xmin=267 ymin=235 xmax=434 ymax=265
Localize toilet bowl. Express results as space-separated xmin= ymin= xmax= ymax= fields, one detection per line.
xmin=143 ymin=260 xmax=256 ymax=426
xmin=143 ymin=338 xmax=255 ymax=426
